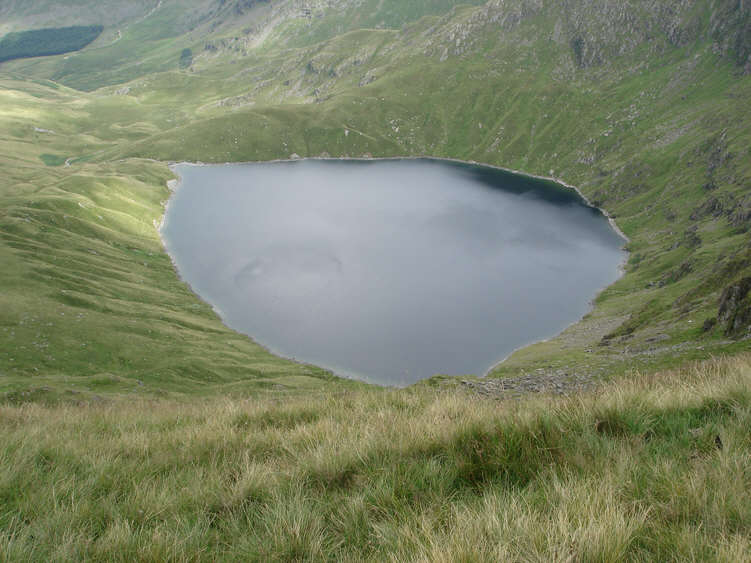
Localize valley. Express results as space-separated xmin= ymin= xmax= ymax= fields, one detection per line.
xmin=0 ymin=0 xmax=750 ymax=558
xmin=2 ymin=0 xmax=750 ymax=397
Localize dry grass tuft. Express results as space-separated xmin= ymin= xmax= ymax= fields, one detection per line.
xmin=1 ymin=355 xmax=751 ymax=559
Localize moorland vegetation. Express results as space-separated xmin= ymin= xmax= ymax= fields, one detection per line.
xmin=1 ymin=0 xmax=750 ymax=557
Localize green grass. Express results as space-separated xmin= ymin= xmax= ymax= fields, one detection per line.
xmin=38 ymin=153 xmax=66 ymax=166
xmin=1 ymin=354 xmax=750 ymax=559
xmin=0 ymin=78 xmax=363 ymax=397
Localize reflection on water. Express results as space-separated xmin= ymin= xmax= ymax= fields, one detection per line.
xmin=162 ymin=159 xmax=626 ymax=386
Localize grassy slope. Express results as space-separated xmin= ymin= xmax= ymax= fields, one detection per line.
xmin=1 ymin=1 xmax=750 ymax=399
xmin=0 ymin=79 xmax=358 ymax=399
xmin=1 ymin=354 xmax=749 ymax=559
xmin=0 ymin=0 xmax=156 ymax=36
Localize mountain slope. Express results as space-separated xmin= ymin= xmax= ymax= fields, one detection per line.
xmin=0 ymin=0 xmax=750 ymax=396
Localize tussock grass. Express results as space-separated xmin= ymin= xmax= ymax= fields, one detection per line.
xmin=1 ymin=355 xmax=750 ymax=560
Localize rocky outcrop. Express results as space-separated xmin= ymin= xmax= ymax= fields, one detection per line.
xmin=672 ymin=226 xmax=701 ymax=250
xmin=425 ymin=0 xmax=751 ymax=71
xmin=659 ymin=260 xmax=693 ymax=287
xmin=688 ymin=191 xmax=751 ymax=231
xmin=727 ymin=194 xmax=751 ymax=230
xmin=709 ymin=0 xmax=751 ymax=66
xmin=718 ymin=277 xmax=751 ymax=337
xmin=459 ymin=370 xmax=597 ymax=399
xmin=690 ymin=196 xmax=727 ymax=221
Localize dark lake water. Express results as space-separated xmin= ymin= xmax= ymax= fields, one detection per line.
xmin=162 ymin=159 xmax=626 ymax=386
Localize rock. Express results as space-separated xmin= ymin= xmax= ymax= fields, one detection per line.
xmin=728 ymin=194 xmax=751 ymax=230
xmin=359 ymin=71 xmax=376 ymax=87
xmin=659 ymin=260 xmax=693 ymax=287
xmin=679 ymin=227 xmax=702 ymax=249
xmin=690 ymin=196 xmax=725 ymax=220
xmin=718 ymin=277 xmax=751 ymax=336
xmin=453 ymin=369 xmax=597 ymax=400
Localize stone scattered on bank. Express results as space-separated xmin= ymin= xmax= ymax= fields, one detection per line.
xmin=458 ymin=371 xmax=597 ymax=400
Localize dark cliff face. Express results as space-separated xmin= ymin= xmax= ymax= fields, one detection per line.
xmin=718 ymin=277 xmax=751 ymax=337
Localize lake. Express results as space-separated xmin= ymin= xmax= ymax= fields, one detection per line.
xmin=162 ymin=159 xmax=626 ymax=386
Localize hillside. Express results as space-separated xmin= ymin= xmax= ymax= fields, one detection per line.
xmin=1 ymin=0 xmax=750 ymax=397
